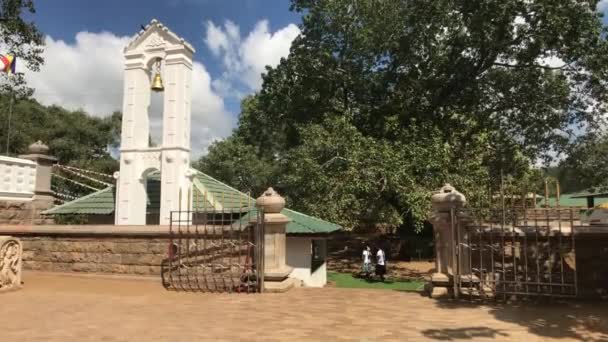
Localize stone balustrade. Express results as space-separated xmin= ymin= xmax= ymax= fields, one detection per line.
xmin=0 ymin=156 xmax=37 ymax=201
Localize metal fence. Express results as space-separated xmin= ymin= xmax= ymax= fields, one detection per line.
xmin=161 ymin=207 xmax=265 ymax=293
xmin=451 ymin=207 xmax=578 ymax=300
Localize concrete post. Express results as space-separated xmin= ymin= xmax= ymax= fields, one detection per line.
xmin=254 ymin=187 xmax=294 ymax=292
xmin=19 ymin=141 xmax=57 ymax=214
xmin=428 ymin=183 xmax=467 ymax=298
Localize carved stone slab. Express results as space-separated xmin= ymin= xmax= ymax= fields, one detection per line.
xmin=0 ymin=236 xmax=22 ymax=292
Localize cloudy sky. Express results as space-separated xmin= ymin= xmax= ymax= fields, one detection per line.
xmin=20 ymin=1 xmax=608 ymax=157
xmin=23 ymin=0 xmax=301 ymax=156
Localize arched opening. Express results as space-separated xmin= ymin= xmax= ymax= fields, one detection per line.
xmin=142 ymin=168 xmax=161 ymax=225
xmin=147 ymin=57 xmax=166 ymax=148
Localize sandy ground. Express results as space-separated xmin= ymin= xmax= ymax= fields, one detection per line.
xmin=2 ymin=272 xmax=607 ymax=341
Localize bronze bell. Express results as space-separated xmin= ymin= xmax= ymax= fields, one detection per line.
xmin=151 ymin=72 xmax=164 ymax=92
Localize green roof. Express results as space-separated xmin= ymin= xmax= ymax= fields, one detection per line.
xmin=238 ymin=208 xmax=342 ymax=235
xmin=570 ymin=187 xmax=608 ymax=199
xmin=46 ymin=186 xmax=116 ymax=215
xmin=44 ymin=168 xmax=341 ymax=235
xmin=538 ymin=194 xmax=608 ymax=208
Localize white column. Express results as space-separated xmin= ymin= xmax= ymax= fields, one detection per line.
xmin=120 ymin=57 xmax=150 ymax=150
xmin=159 ymin=49 xmax=193 ymax=225
xmin=115 ymin=56 xmax=151 ymax=225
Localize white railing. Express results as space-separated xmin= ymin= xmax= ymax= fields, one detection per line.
xmin=0 ymin=156 xmax=36 ymax=201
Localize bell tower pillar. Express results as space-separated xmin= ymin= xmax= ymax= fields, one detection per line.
xmin=159 ymin=46 xmax=193 ymax=225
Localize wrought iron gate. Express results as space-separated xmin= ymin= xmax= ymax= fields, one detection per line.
xmin=451 ymin=207 xmax=578 ymax=300
xmin=161 ymin=207 xmax=265 ymax=293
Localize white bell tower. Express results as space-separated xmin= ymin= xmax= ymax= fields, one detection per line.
xmin=115 ymin=19 xmax=195 ymax=225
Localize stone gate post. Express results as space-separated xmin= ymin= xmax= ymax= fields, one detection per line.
xmin=428 ymin=184 xmax=467 ymax=298
xmin=254 ymin=187 xmax=294 ymax=292
xmin=19 ymin=141 xmax=57 ymax=224
xmin=19 ymin=141 xmax=57 ymax=208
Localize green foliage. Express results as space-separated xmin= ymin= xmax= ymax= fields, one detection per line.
xmin=198 ymin=0 xmax=608 ymax=230
xmin=194 ymin=135 xmax=277 ymax=197
xmin=561 ymin=131 xmax=608 ymax=191
xmin=0 ymin=0 xmax=44 ymax=97
xmin=0 ymin=96 xmax=120 ymax=170
xmin=0 ymin=95 xmax=120 ymax=199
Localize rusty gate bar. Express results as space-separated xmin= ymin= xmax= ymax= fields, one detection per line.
xmin=451 ymin=207 xmax=578 ymax=300
xmin=162 ymin=205 xmax=265 ymax=293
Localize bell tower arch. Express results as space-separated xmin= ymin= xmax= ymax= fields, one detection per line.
xmin=115 ymin=19 xmax=195 ymax=225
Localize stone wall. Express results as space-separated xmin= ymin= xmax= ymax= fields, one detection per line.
xmin=0 ymin=225 xmax=172 ymax=276
xmin=21 ymin=236 xmax=168 ymax=275
xmin=0 ymin=199 xmax=54 ymax=225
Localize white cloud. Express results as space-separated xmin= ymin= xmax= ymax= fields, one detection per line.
xmin=24 ymin=32 xmax=130 ymax=117
xmin=204 ymin=19 xmax=300 ymax=96
xmin=599 ymin=0 xmax=608 ymax=12
xmin=24 ymin=31 xmax=233 ymax=156
xmin=19 ymin=19 xmax=300 ymax=157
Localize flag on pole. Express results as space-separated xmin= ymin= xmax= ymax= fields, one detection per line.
xmin=0 ymin=54 xmax=16 ymax=74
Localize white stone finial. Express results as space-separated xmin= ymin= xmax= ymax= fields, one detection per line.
xmin=256 ymin=187 xmax=286 ymax=213
xmin=28 ymin=140 xmax=49 ymax=154
xmin=431 ymin=183 xmax=467 ymax=211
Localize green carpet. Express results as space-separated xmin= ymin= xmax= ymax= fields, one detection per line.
xmin=328 ymin=272 xmax=424 ymax=291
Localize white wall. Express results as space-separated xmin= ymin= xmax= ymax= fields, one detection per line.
xmin=0 ymin=156 xmax=36 ymax=201
xmin=286 ymin=236 xmax=328 ymax=287
xmin=310 ymin=239 xmax=327 ymax=286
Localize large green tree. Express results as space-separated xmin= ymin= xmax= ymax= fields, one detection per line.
xmin=0 ymin=0 xmax=44 ymax=97
xmin=0 ymin=95 xmax=121 ymax=203
xmin=198 ymin=0 xmax=608 ymax=229
xmin=0 ymin=96 xmax=121 ymax=172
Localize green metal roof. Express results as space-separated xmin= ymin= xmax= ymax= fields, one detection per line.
xmin=570 ymin=187 xmax=608 ymax=199
xmin=44 ymin=169 xmax=341 ymax=235
xmin=238 ymin=208 xmax=342 ymax=235
xmin=46 ymin=186 xmax=116 ymax=215
xmin=537 ymin=194 xmax=608 ymax=208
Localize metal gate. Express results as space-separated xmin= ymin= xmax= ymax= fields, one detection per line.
xmin=451 ymin=207 xmax=578 ymax=300
xmin=161 ymin=207 xmax=265 ymax=293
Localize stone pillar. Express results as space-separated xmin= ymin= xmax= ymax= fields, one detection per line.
xmin=255 ymin=187 xmax=294 ymax=292
xmin=428 ymin=184 xmax=467 ymax=298
xmin=19 ymin=141 xmax=57 ymax=218
xmin=0 ymin=236 xmax=22 ymax=292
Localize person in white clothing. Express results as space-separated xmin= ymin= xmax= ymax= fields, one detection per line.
xmin=362 ymin=245 xmax=372 ymax=278
xmin=375 ymin=247 xmax=386 ymax=281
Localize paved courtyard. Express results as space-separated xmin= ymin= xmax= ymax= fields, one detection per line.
xmin=3 ymin=272 xmax=608 ymax=341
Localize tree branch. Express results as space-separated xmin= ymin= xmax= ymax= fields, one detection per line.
xmin=493 ymin=62 xmax=573 ymax=71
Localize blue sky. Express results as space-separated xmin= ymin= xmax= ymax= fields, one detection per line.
xmin=23 ymin=0 xmax=303 ymax=154
xmin=20 ymin=1 xmax=608 ymax=156
xmin=31 ymin=0 xmax=300 ymax=96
